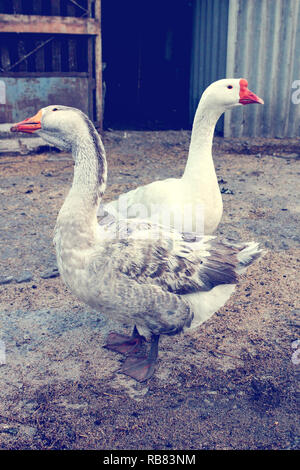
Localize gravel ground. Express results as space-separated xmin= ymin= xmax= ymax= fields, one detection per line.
xmin=0 ymin=131 xmax=299 ymax=450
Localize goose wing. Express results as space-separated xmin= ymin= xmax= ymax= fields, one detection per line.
xmin=97 ymin=219 xmax=242 ymax=296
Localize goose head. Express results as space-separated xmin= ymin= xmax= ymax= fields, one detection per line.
xmin=200 ymin=78 xmax=264 ymax=111
xmin=11 ymin=105 xmax=91 ymax=152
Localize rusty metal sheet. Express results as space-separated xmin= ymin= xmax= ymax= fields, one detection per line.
xmin=0 ymin=76 xmax=89 ymax=122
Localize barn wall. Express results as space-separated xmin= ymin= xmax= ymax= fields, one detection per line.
xmin=225 ymin=0 xmax=300 ymax=137
xmin=189 ymin=0 xmax=229 ymax=133
xmin=0 ymin=76 xmax=89 ymax=122
xmin=0 ymin=0 xmax=102 ymax=126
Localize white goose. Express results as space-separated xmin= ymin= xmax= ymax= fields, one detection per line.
xmin=100 ymin=78 xmax=263 ymax=235
xmin=11 ymin=106 xmax=262 ymax=382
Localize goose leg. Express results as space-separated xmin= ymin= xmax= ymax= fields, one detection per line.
xmin=120 ymin=334 xmax=160 ymax=382
xmin=104 ymin=325 xmax=144 ymax=354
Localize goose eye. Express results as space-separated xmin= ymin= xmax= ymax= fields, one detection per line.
xmin=52 ymin=108 xmax=59 ymax=111
xmin=227 ymin=85 xmax=233 ymax=89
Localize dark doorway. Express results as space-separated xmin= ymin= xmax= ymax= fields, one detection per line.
xmin=102 ymin=0 xmax=193 ymax=130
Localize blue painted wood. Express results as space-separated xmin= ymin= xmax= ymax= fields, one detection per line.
xmin=0 ymin=76 xmax=89 ymax=122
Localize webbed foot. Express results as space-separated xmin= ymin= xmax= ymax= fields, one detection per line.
xmin=104 ymin=326 xmax=144 ymax=354
xmin=119 ymin=334 xmax=160 ymax=382
xmin=120 ymin=355 xmax=157 ymax=381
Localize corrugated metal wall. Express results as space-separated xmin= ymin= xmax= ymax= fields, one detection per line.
xmin=189 ymin=0 xmax=229 ymax=133
xmin=225 ymin=0 xmax=300 ymax=137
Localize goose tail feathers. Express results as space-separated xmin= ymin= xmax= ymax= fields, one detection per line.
xmin=236 ymin=241 xmax=264 ymax=274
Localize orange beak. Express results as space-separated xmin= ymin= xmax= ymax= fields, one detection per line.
xmin=239 ymin=78 xmax=264 ymax=105
xmin=10 ymin=109 xmax=42 ymax=134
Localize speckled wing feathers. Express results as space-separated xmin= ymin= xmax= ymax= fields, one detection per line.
xmin=97 ymin=219 xmax=240 ymax=296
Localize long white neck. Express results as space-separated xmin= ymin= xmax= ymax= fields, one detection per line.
xmin=182 ymin=99 xmax=223 ymax=182
xmin=59 ymin=124 xmax=107 ymax=226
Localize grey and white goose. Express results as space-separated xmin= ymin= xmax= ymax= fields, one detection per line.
xmin=11 ymin=106 xmax=263 ymax=382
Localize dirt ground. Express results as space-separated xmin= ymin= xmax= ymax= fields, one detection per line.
xmin=0 ymin=131 xmax=299 ymax=450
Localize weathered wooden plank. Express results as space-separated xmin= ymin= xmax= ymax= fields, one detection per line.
xmin=5 ymin=37 xmax=54 ymax=73
xmin=87 ymin=0 xmax=93 ymax=17
xmin=68 ymin=38 xmax=77 ymax=72
xmin=31 ymin=0 xmax=44 ymax=72
xmin=12 ymin=0 xmax=22 ymax=14
xmin=34 ymin=39 xmax=45 ymax=72
xmin=87 ymin=36 xmax=94 ymax=119
xmin=0 ymin=14 xmax=99 ymax=35
xmin=51 ymin=38 xmax=61 ymax=72
xmin=31 ymin=0 xmax=45 ymax=72
xmin=67 ymin=0 xmax=88 ymax=17
xmin=1 ymin=44 xmax=11 ymax=70
xmin=51 ymin=0 xmax=61 ymax=71
xmin=25 ymin=37 xmax=36 ymax=72
xmin=67 ymin=3 xmax=77 ymax=72
xmin=94 ymin=0 xmax=102 ymax=129
xmin=51 ymin=0 xmax=61 ymax=17
xmin=17 ymin=39 xmax=27 ymax=72
xmin=32 ymin=0 xmax=42 ymax=15
xmin=0 ymin=71 xmax=88 ymax=77
xmin=94 ymin=0 xmax=101 ymax=20
xmin=86 ymin=0 xmax=96 ymax=120
xmin=0 ymin=0 xmax=7 ymax=15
